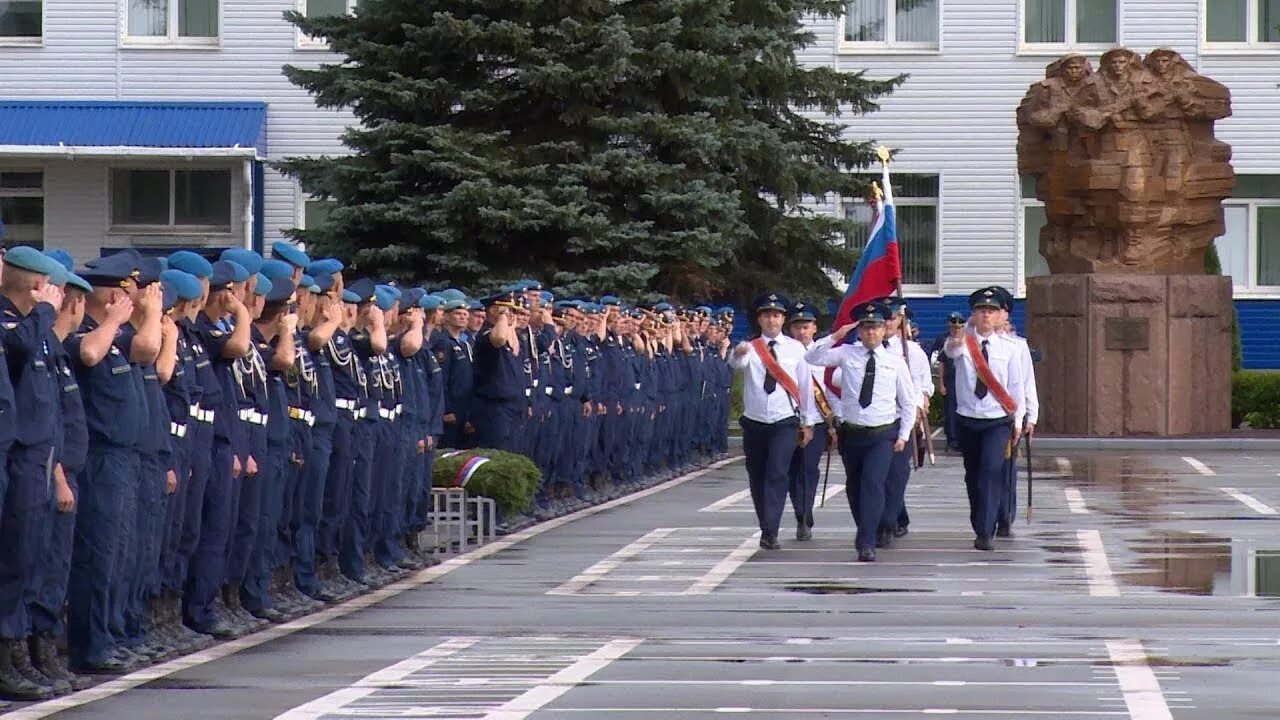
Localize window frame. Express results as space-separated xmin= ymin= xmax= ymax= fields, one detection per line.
xmin=838 ymin=171 xmax=942 ymax=296
xmin=1017 ymin=196 xmax=1047 ymax=297
xmin=0 ymin=168 xmax=45 ymax=249
xmin=1017 ymin=0 xmax=1121 ymax=56
xmin=119 ymin=0 xmax=221 ymax=49
xmin=1218 ymin=197 xmax=1280 ymax=297
xmin=295 ymin=0 xmax=358 ymax=50
xmin=1201 ymin=0 xmax=1280 ymax=54
xmin=0 ymin=0 xmax=44 ymax=46
xmin=295 ymin=186 xmax=337 ymax=230
xmin=837 ymin=0 xmax=942 ymax=55
xmin=107 ymin=166 xmax=236 ymax=236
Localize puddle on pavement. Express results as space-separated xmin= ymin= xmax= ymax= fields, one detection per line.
xmin=1121 ymin=532 xmax=1280 ymax=597
xmin=784 ymin=583 xmax=933 ymax=595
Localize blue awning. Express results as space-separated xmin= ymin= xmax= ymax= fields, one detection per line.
xmin=0 ymin=100 xmax=268 ymax=157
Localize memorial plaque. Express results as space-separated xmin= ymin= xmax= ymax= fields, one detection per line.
xmin=1104 ymin=317 xmax=1149 ymax=351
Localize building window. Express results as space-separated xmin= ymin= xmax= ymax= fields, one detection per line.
xmin=1205 ymin=0 xmax=1280 ymax=46
xmin=122 ymin=0 xmax=218 ymax=45
xmin=297 ymin=0 xmax=358 ymax=47
xmin=0 ymin=170 xmax=43 ymax=250
xmin=841 ymin=0 xmax=939 ymax=50
xmin=0 ymin=1 xmax=41 ymax=42
xmin=110 ymin=168 xmax=232 ymax=231
xmin=1020 ymin=176 xmax=1049 ymax=293
xmin=1022 ymin=0 xmax=1117 ymax=48
xmin=843 ymin=173 xmax=938 ymax=289
xmin=302 ymin=198 xmax=336 ymax=229
xmin=1213 ymin=175 xmax=1280 ymax=294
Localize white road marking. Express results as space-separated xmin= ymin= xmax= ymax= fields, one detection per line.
xmin=685 ymin=534 xmax=762 ymax=595
xmin=1077 ymin=530 xmax=1120 ymax=598
xmin=1182 ymin=456 xmax=1215 ymax=475
xmin=700 ymin=488 xmax=753 ymax=512
xmin=1064 ymin=488 xmax=1090 ymax=514
xmin=1105 ymin=639 xmax=1175 ymax=720
xmin=1219 ymin=487 xmax=1279 ymax=515
xmin=822 ymin=482 xmax=847 ymax=502
xmin=483 ymin=639 xmax=642 ymax=720
xmin=275 ymin=638 xmax=479 ymax=719
xmin=549 ymin=528 xmax=678 ymax=594
xmin=6 ymin=457 xmax=743 ymax=720
xmin=1055 ymin=457 xmax=1072 ymax=474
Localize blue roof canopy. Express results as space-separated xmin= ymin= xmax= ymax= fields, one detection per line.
xmin=0 ymin=100 xmax=268 ymax=156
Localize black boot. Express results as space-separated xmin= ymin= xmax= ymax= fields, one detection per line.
xmin=30 ymin=634 xmax=88 ymax=692
xmin=0 ymin=639 xmax=54 ymax=700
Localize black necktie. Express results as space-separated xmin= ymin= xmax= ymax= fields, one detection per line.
xmin=859 ymin=350 xmax=876 ymax=409
xmin=975 ymin=339 xmax=989 ymax=399
xmin=764 ymin=340 xmax=778 ymax=394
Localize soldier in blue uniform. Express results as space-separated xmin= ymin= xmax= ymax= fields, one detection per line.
xmin=0 ymin=247 xmax=65 ymax=697
xmin=471 ymin=292 xmax=525 ymax=451
xmin=185 ymin=259 xmax=253 ymax=640
xmin=21 ymin=257 xmax=93 ymax=694
xmin=65 ymin=252 xmax=156 ymax=671
xmin=337 ymin=278 xmax=385 ymax=586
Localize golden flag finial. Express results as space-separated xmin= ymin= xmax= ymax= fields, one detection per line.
xmin=876 ymin=145 xmax=891 ymax=165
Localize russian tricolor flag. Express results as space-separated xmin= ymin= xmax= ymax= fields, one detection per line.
xmin=825 ymin=162 xmax=902 ymax=397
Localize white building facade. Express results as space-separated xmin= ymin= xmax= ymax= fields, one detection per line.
xmin=803 ymin=0 xmax=1280 ymax=367
xmin=0 ymin=1 xmax=1277 ymax=365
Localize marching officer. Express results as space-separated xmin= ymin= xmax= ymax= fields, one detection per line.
xmin=944 ymin=287 xmax=1029 ymax=551
xmin=784 ymin=301 xmax=837 ymax=541
xmin=805 ymin=301 xmax=916 ymax=561
xmin=879 ymin=298 xmax=932 ymax=545
xmin=730 ymin=293 xmax=820 ymax=551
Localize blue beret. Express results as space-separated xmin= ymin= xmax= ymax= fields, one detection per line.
xmin=44 ymin=249 xmax=74 ymax=272
xmin=853 ymin=301 xmax=889 ymax=325
xmin=346 ymin=278 xmax=377 ymax=304
xmin=467 ymin=300 xmax=483 ymax=311
xmin=376 ymin=284 xmax=402 ymax=301
xmin=271 ymin=241 xmax=311 ymax=269
xmin=137 ymin=257 xmax=165 ymax=287
xmin=311 ymin=273 xmax=336 ymax=293
xmin=161 ymin=282 xmax=179 ymax=312
xmin=168 ymin=250 xmax=214 ymax=279
xmin=420 ymin=294 xmax=443 ymax=311
xmin=63 ymin=272 xmax=92 ymax=293
xmin=160 ymin=269 xmax=203 ymax=302
xmin=251 ymin=273 xmax=273 ymax=297
xmin=3 ymin=246 xmax=61 ymax=276
xmin=443 ymin=298 xmax=468 ymax=311
xmin=220 ymin=248 xmax=263 ymax=275
xmin=373 ymin=286 xmax=396 ymax=312
xmin=513 ymin=278 xmax=542 ymax=292
xmin=540 ymin=290 xmax=554 ymax=304
xmin=439 ymin=288 xmax=466 ymax=302
xmin=341 ymin=290 xmax=361 ymax=304
xmin=402 ymin=288 xmax=426 ymax=307
xmin=210 ymin=260 xmax=248 ymax=288
xmin=306 ymin=258 xmax=344 ymax=277
xmin=300 ymin=274 xmax=315 ymax=288
xmin=599 ymin=295 xmax=620 ymax=306
xmin=788 ymin=302 xmax=817 ymax=323
xmin=259 ymin=259 xmax=295 ymax=281
xmin=265 ymin=278 xmax=295 ymax=304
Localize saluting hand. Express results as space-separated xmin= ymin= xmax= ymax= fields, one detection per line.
xmin=137 ymin=283 xmax=163 ymax=315
xmin=280 ymin=312 xmax=299 ymax=336
xmin=33 ymin=283 xmax=63 ymax=311
xmin=105 ymin=295 xmax=135 ymax=326
xmin=829 ymin=323 xmax=857 ymax=343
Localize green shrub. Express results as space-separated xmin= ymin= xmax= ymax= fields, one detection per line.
xmin=1233 ymin=371 xmax=1280 ymax=428
xmin=432 ymin=449 xmax=541 ymax=516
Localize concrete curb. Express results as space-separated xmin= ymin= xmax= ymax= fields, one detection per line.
xmin=1029 ymin=437 xmax=1280 ymax=451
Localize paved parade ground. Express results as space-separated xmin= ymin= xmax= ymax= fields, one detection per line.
xmin=8 ymin=447 xmax=1280 ymax=719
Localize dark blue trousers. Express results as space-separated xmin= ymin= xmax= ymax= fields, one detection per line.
xmin=473 ymin=398 xmax=524 ymax=452
xmin=883 ymin=435 xmax=915 ymax=533
xmin=741 ymin=416 xmax=799 ymax=540
xmin=957 ymin=416 xmax=1012 ymax=540
xmin=29 ymin=476 xmax=77 ymax=637
xmin=176 ymin=422 xmax=213 ymax=594
xmin=319 ymin=416 xmax=356 ymax=562
xmin=162 ymin=433 xmax=192 ymax=591
xmin=109 ymin=450 xmax=141 ymax=647
xmin=244 ymin=442 xmax=288 ymax=612
xmin=124 ymin=454 xmax=166 ymax=645
xmin=185 ymin=439 xmax=234 ymax=631
xmin=0 ymin=444 xmax=53 ymax=640
xmin=838 ymin=424 xmax=897 ymax=551
xmin=295 ymin=423 xmax=333 ymax=595
xmin=279 ymin=422 xmax=311 ymax=569
xmin=372 ymin=418 xmax=405 ymax=568
xmin=340 ymin=421 xmax=375 ymax=580
xmin=69 ymin=445 xmax=138 ymax=665
xmin=788 ymin=422 xmax=828 ymax=528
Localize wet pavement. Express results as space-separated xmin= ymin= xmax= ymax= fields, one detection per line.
xmin=7 ymin=449 xmax=1280 ymax=719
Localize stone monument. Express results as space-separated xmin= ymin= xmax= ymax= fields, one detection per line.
xmin=1017 ymin=48 xmax=1235 ymax=436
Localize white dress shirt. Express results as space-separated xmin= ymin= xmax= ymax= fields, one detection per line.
xmin=731 ymin=333 xmax=822 ymax=426
xmin=800 ymin=339 xmax=839 ymax=424
xmin=804 ymin=336 xmax=917 ymax=443
xmin=1005 ymin=333 xmax=1039 ymax=426
xmin=944 ymin=330 xmax=1026 ymax=427
xmin=885 ymin=335 xmax=934 ymax=401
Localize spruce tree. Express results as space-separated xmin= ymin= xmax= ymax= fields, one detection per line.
xmin=279 ymin=0 xmax=899 ymax=303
